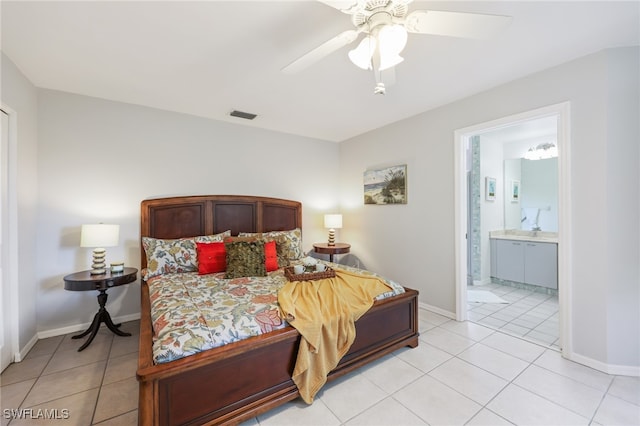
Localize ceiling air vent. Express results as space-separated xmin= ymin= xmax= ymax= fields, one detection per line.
xmin=229 ymin=110 xmax=257 ymax=120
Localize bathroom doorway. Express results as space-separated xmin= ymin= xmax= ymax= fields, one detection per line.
xmin=454 ymin=102 xmax=571 ymax=354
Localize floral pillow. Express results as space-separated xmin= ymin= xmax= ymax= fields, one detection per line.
xmin=194 ymin=231 xmax=231 ymax=243
xmin=142 ymin=230 xmax=230 ymax=279
xmin=239 ymin=228 xmax=302 ymax=262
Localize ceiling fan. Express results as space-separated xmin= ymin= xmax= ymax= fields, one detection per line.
xmin=282 ymin=0 xmax=512 ymax=94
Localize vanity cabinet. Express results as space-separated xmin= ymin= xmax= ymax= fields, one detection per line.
xmin=496 ymin=240 xmax=525 ymax=282
xmin=492 ymin=239 xmax=558 ymax=289
xmin=524 ymin=242 xmax=558 ymax=288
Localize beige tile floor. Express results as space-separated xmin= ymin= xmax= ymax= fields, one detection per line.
xmin=3 ymin=312 xmax=640 ymax=426
xmin=1 ymin=321 xmax=139 ymax=426
xmin=467 ymin=282 xmax=560 ymax=349
xmin=242 ymin=310 xmax=639 ymax=425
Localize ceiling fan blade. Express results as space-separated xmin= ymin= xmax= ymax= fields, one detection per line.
xmin=282 ymin=30 xmax=359 ymax=74
xmin=316 ymin=0 xmax=362 ymax=14
xmin=318 ymin=0 xmax=415 ymax=14
xmin=405 ymin=10 xmax=512 ymax=39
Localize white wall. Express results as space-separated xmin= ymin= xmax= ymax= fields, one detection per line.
xmin=36 ymin=90 xmax=340 ymax=334
xmin=339 ymin=47 xmax=640 ymax=371
xmin=0 ymin=53 xmax=39 ymax=355
xmin=602 ymin=48 xmax=639 ymax=369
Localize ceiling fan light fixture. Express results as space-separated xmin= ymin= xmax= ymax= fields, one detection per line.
xmin=379 ymin=53 xmax=404 ymax=71
xmin=348 ymin=36 xmax=376 ymax=70
xmin=376 ymin=24 xmax=407 ymax=71
xmin=378 ymin=24 xmax=408 ymax=55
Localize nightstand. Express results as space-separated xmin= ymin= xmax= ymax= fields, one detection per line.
xmin=313 ymin=242 xmax=351 ymax=263
xmin=63 ymin=267 xmax=137 ymax=351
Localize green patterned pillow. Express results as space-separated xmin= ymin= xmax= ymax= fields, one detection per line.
xmin=224 ymin=241 xmax=267 ymax=279
xmin=142 ymin=231 xmax=230 ymax=279
xmin=239 ymin=235 xmax=290 ymax=268
xmin=239 ymin=228 xmax=302 ymax=261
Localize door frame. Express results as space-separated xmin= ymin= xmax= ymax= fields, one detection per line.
xmin=1 ymin=104 xmax=19 ymax=371
xmin=454 ymin=101 xmax=572 ymax=356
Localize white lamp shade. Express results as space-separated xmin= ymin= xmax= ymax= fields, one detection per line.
xmin=379 ymin=53 xmax=404 ymax=71
xmin=324 ymin=214 xmax=343 ymax=229
xmin=348 ymin=36 xmax=376 ymax=70
xmin=80 ymin=224 xmax=120 ymax=248
xmin=378 ymin=24 xmax=407 ymax=71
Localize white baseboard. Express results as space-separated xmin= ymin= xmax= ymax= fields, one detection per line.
xmin=15 ymin=333 xmax=39 ymax=362
xmin=36 ymin=313 xmax=141 ymax=340
xmin=418 ymin=302 xmax=456 ymax=320
xmin=566 ymin=350 xmax=640 ymax=377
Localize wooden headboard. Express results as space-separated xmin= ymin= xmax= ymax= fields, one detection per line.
xmin=140 ymin=195 xmax=302 ymax=269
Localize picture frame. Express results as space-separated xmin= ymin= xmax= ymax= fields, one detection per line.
xmin=485 ymin=177 xmax=496 ymax=201
xmin=364 ymin=164 xmax=407 ymax=205
xmin=511 ymin=180 xmax=520 ymax=202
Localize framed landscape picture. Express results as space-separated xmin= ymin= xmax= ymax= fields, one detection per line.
xmin=485 ymin=177 xmax=496 ymax=201
xmin=364 ymin=165 xmax=407 ymax=205
xmin=511 ymin=180 xmax=520 ymax=202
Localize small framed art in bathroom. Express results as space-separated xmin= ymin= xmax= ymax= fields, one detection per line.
xmin=485 ymin=177 xmax=496 ymax=201
xmin=511 ymin=180 xmax=520 ymax=202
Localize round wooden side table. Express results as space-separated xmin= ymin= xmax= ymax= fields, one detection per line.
xmin=313 ymin=242 xmax=351 ymax=263
xmin=63 ymin=267 xmax=138 ymax=351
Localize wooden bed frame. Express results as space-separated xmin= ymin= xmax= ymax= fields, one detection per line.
xmin=137 ymin=195 xmax=419 ymax=425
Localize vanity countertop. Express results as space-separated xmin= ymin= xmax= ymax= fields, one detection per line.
xmin=490 ymin=229 xmax=558 ymax=243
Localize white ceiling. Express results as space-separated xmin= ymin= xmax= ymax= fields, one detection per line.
xmin=2 ymin=1 xmax=638 ymax=142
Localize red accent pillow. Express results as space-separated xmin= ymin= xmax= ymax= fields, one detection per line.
xmin=264 ymin=240 xmax=279 ymax=272
xmin=196 ymin=242 xmax=226 ymax=274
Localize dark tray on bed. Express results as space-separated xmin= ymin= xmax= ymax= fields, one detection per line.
xmin=284 ymin=266 xmax=336 ymax=281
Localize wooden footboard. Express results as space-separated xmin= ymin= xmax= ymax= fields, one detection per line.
xmin=137 ymin=281 xmax=419 ymax=426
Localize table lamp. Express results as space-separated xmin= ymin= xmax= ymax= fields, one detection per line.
xmin=80 ymin=224 xmax=120 ymax=275
xmin=324 ymin=214 xmax=342 ymax=246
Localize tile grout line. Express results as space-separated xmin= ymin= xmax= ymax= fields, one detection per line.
xmin=433 ymin=318 xmax=625 ymax=424
xmin=435 ymin=324 xmax=596 ymax=425
xmin=9 ymin=335 xmax=64 ymax=419
xmin=417 ymin=322 xmax=532 ymax=423
xmin=90 ymin=334 xmax=114 ymax=426
xmin=466 ymin=287 xmax=560 ymax=350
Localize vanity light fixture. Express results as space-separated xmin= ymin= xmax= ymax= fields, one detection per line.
xmin=523 ymin=143 xmax=558 ymax=160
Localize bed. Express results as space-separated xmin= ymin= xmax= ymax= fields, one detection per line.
xmin=136 ymin=195 xmax=419 ymax=425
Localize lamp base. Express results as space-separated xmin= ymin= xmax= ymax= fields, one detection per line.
xmin=328 ymin=229 xmax=336 ymax=246
xmin=91 ymin=248 xmax=107 ymax=275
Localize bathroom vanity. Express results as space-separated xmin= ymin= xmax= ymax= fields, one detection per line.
xmin=490 ymin=230 xmax=558 ymax=290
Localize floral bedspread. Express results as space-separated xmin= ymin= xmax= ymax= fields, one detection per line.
xmin=147 ymin=263 xmax=405 ymax=364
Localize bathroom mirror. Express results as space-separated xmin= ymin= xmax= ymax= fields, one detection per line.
xmin=504 ymin=157 xmax=558 ymax=231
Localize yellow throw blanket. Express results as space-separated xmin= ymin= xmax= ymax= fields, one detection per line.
xmin=278 ymin=269 xmax=392 ymax=404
